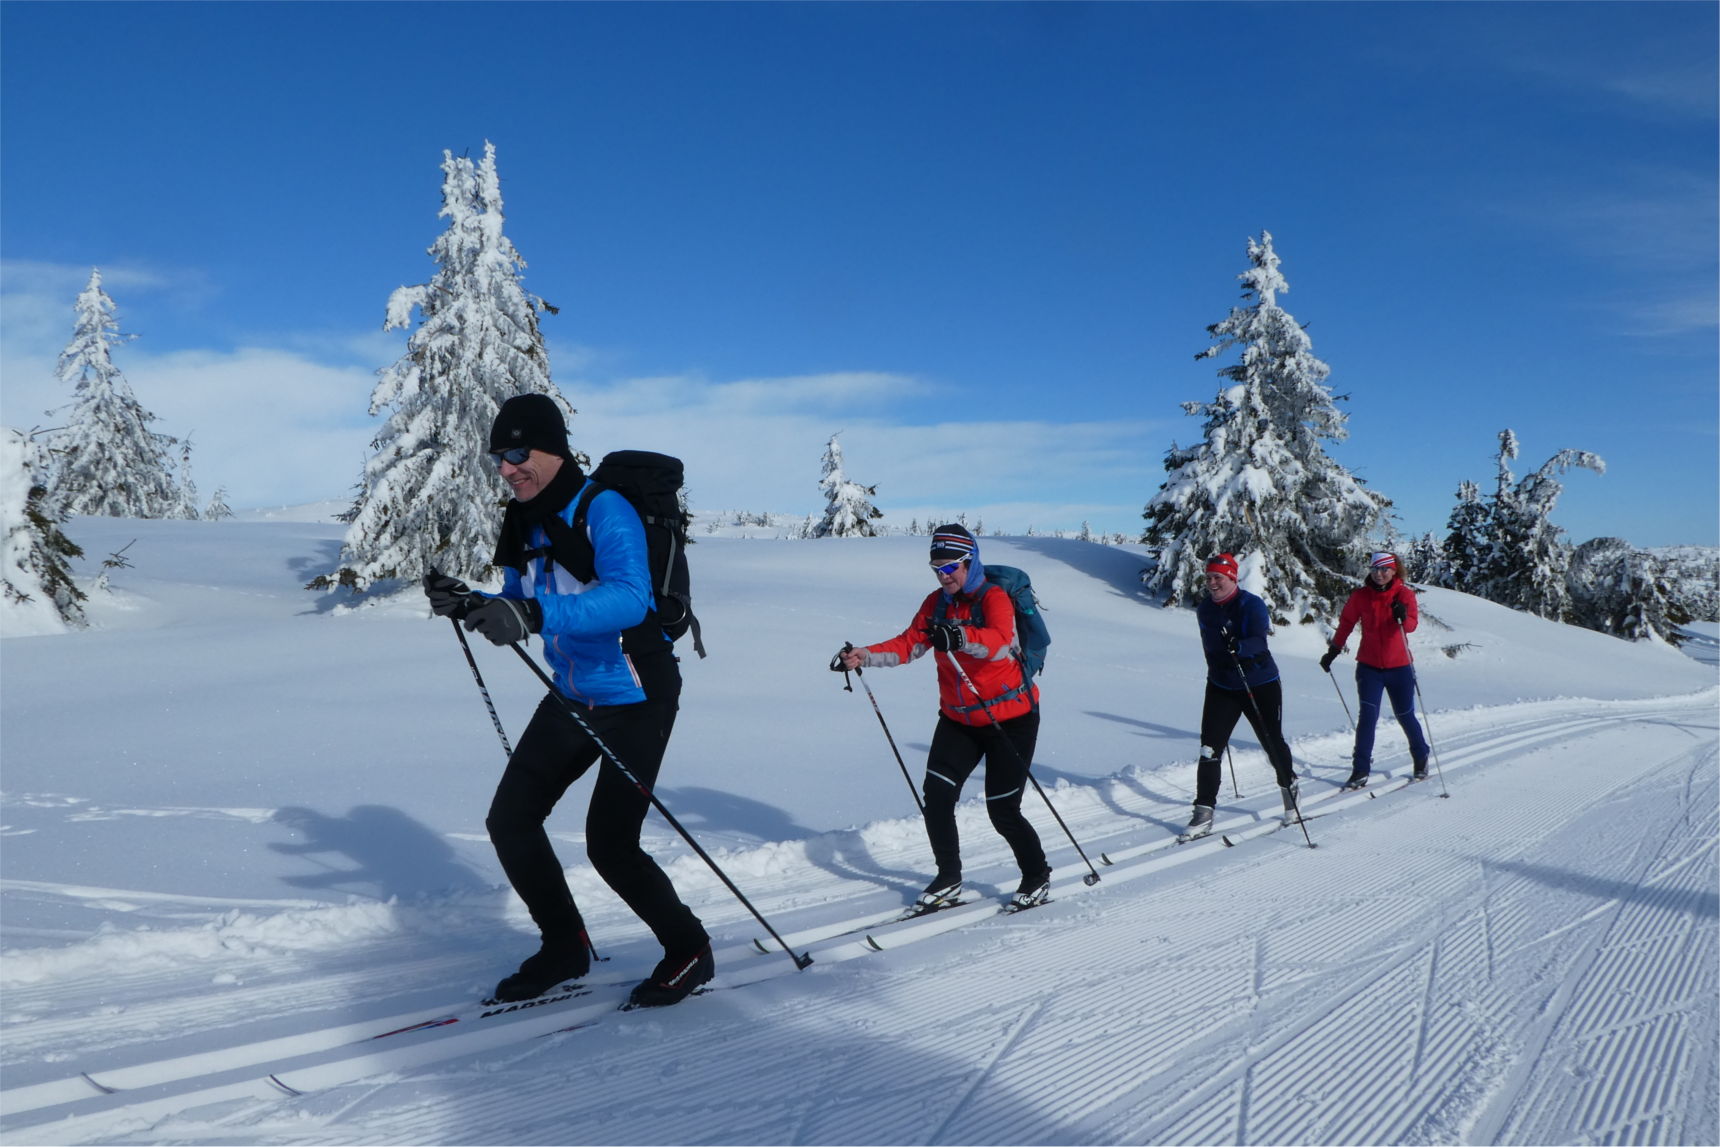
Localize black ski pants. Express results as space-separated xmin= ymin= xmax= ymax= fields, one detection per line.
xmin=921 ymin=710 xmax=1047 ymax=882
xmin=485 ymin=652 xmax=706 ymax=956
xmin=1195 ymin=679 xmax=1297 ymax=807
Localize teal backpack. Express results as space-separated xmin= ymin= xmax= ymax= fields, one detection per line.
xmin=933 ymin=564 xmax=1051 ymax=686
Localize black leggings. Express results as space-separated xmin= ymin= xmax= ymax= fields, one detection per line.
xmin=1195 ymin=679 xmax=1297 ymax=806
xmin=485 ymin=655 xmax=705 ymax=954
xmin=921 ymin=711 xmax=1047 ymax=880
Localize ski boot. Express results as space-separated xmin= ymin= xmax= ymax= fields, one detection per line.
xmin=902 ymin=874 xmax=964 ymax=919
xmin=1005 ymin=867 xmax=1052 ymax=913
xmin=1177 ymin=804 xmax=1216 ymax=843
xmin=626 ymin=942 xmax=714 ymax=1009
xmin=1279 ymin=780 xmax=1301 ymax=826
xmin=491 ymin=930 xmax=592 ymax=1003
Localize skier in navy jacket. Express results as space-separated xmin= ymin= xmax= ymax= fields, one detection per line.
xmin=1180 ymin=554 xmax=1302 ymax=841
xmin=423 ymin=394 xmax=710 ymax=1009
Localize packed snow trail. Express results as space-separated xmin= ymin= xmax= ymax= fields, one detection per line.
xmin=3 ymin=692 xmax=1712 ymax=1145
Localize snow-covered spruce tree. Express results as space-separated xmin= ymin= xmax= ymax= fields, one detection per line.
xmin=1566 ymin=537 xmax=1688 ymax=643
xmin=1653 ymin=546 xmax=1720 ymax=624
xmin=1403 ymin=530 xmax=1447 ymax=587
xmin=1475 ymin=429 xmax=1605 ymax=622
xmin=203 ymin=486 xmax=234 ymax=520
xmin=173 ymin=436 xmax=201 ymax=520
xmin=1438 ymin=480 xmax=1490 ymax=592
xmin=2 ymin=428 xmax=87 ymax=630
xmin=45 ymin=270 xmax=187 ymax=519
xmin=1141 ymin=232 xmax=1390 ymax=622
xmin=313 ymin=142 xmax=567 ymax=591
xmin=808 ymin=433 xmax=883 ymax=539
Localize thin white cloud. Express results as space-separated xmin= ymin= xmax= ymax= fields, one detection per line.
xmin=3 ymin=260 xmax=1165 ymax=532
xmin=561 ymin=374 xmax=1163 ymax=533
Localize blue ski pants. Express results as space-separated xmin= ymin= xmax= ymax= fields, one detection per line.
xmin=1352 ymin=662 xmax=1430 ymax=773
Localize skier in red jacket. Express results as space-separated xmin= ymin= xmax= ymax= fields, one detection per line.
xmin=1321 ymin=552 xmax=1431 ymax=788
xmin=836 ymin=524 xmax=1050 ymax=913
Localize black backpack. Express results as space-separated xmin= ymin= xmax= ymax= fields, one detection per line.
xmin=541 ymin=450 xmax=706 ymax=658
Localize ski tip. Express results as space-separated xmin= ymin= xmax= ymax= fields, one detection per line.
xmin=864 ymin=934 xmax=885 ymax=951
xmin=1221 ymin=836 xmax=1236 ymax=847
xmin=1099 ymin=853 xmax=1115 ymax=866
xmin=266 ymin=1073 xmax=305 ymax=1097
xmin=750 ymin=938 xmax=769 ymax=955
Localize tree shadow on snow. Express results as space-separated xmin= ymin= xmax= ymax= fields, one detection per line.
xmin=1484 ymin=857 xmax=1718 ymax=921
xmin=1082 ymin=709 xmax=1197 ymax=742
xmin=270 ymin=805 xmax=489 ymax=900
xmin=996 ymin=535 xmax=1158 ymax=604
xmin=656 ymin=785 xmax=925 ymax=896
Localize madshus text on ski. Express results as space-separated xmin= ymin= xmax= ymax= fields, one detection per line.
xmin=424 ymin=396 xmax=1444 ymax=1010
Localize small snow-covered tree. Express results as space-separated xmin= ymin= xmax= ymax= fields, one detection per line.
xmin=45 ymin=270 xmax=185 ymax=519
xmin=172 ymin=435 xmax=201 ymax=520
xmin=1439 ymin=480 xmax=1490 ymax=592
xmin=1403 ymin=530 xmax=1447 ymax=586
xmin=808 ymin=433 xmax=883 ymax=539
xmin=1567 ymin=537 xmax=1687 ymax=643
xmin=204 ymin=486 xmax=234 ymax=520
xmin=2 ymin=428 xmax=87 ymax=631
xmin=1476 ymin=430 xmax=1605 ymax=621
xmin=1142 ymin=232 xmax=1390 ymax=622
xmin=313 ymin=142 xmax=567 ymax=591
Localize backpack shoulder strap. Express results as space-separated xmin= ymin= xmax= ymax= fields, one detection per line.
xmin=542 ymin=482 xmax=602 ymax=583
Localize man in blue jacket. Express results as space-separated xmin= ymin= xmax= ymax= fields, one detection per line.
xmin=424 ymin=394 xmax=710 ymax=1007
xmin=1179 ymin=553 xmax=1302 ymax=841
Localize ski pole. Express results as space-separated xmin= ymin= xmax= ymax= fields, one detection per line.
xmin=506 ymin=642 xmax=813 ymax=971
xmin=452 ymin=619 xmax=514 ymax=758
xmin=944 ymin=656 xmax=1104 ymax=883
xmin=832 ymin=644 xmax=925 ymax=815
xmin=1326 ymin=667 xmax=1356 ymax=731
xmin=1222 ymin=642 xmax=1316 ymax=849
xmin=1223 ymin=745 xmax=1241 ymax=798
xmin=1397 ymin=615 xmax=1450 ymax=798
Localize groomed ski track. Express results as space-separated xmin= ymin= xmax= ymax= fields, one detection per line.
xmin=3 ymin=690 xmax=1715 ymax=1146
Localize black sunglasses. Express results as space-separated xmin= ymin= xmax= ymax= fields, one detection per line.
xmin=489 ymin=446 xmax=532 ymax=466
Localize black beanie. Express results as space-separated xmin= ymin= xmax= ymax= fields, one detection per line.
xmin=489 ymin=393 xmax=571 ymax=459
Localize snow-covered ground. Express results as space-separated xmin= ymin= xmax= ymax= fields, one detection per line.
xmin=2 ymin=517 xmax=1714 ymax=1146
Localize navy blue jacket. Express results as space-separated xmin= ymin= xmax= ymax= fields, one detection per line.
xmin=1196 ymin=589 xmax=1280 ymax=691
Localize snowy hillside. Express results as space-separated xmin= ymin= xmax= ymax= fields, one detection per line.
xmin=2 ymin=517 xmax=1715 ymax=1146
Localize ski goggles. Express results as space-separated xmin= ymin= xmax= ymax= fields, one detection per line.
xmin=929 ymin=558 xmax=969 ymax=576
xmin=488 ymin=446 xmax=533 ymax=466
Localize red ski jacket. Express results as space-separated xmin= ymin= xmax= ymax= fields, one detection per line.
xmin=1330 ymin=579 xmax=1419 ymax=670
xmin=860 ymin=583 xmax=1038 ymax=726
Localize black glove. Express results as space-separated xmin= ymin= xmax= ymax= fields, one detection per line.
xmin=1319 ymin=646 xmax=1339 ymax=673
xmin=1391 ymin=600 xmax=1407 ymax=624
xmin=928 ymin=621 xmax=964 ymax=653
xmin=831 ymin=646 xmax=856 ymax=671
xmin=462 ymin=596 xmax=542 ymax=646
xmin=1219 ymin=625 xmax=1239 ymax=654
xmin=423 ymin=570 xmax=475 ymax=618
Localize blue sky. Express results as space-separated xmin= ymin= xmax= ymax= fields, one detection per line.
xmin=3 ymin=1 xmax=1714 ymax=546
